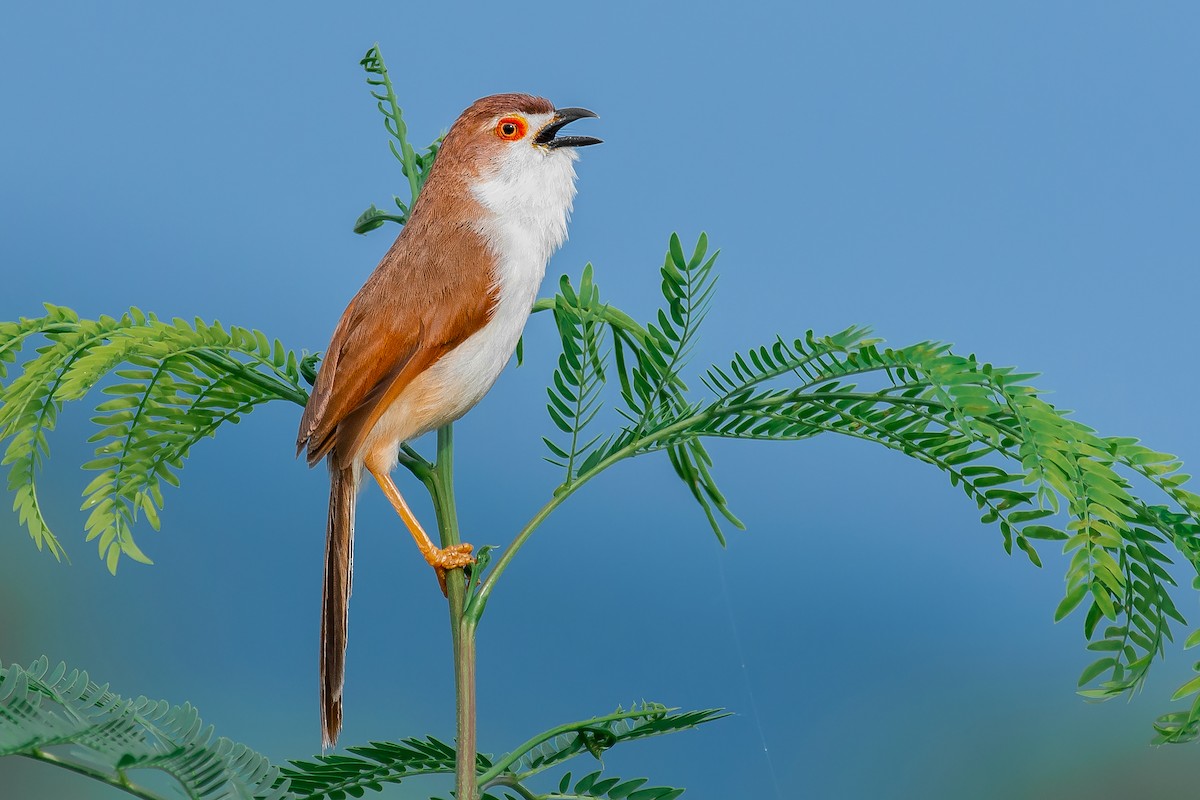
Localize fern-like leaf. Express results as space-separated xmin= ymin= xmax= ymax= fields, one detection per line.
xmin=1 ymin=308 xmax=137 ymax=559
xmin=536 ymin=234 xmax=741 ymax=540
xmin=606 ymin=233 xmax=738 ymax=538
xmin=353 ymin=45 xmax=442 ymax=234
xmin=544 ymin=266 xmax=610 ymax=486
xmin=279 ymin=735 xmax=478 ymax=800
xmin=617 ymin=233 xmax=716 ymax=432
xmin=624 ymin=328 xmax=1200 ymax=724
xmin=477 ymin=702 xmax=727 ymax=786
xmin=534 ymin=769 xmax=684 ymax=800
xmin=0 ymin=655 xmax=288 ymax=800
xmin=0 ymin=308 xmax=308 ymax=571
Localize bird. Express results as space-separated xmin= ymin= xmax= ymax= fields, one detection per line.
xmin=296 ymin=93 xmax=600 ymax=747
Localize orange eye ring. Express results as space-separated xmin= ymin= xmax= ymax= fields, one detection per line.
xmin=495 ymin=116 xmax=528 ymax=141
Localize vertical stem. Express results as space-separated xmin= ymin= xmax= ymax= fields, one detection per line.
xmin=453 ymin=614 xmax=478 ymax=797
xmin=429 ymin=425 xmax=478 ymax=800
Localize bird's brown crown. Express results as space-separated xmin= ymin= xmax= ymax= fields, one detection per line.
xmin=463 ymin=93 xmax=554 ymax=119
xmin=435 ymin=94 xmax=553 ymax=159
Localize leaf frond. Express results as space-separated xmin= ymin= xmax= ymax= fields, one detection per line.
xmin=0 ymin=655 xmax=287 ymax=800
xmin=0 ymin=308 xmax=308 ymax=571
xmin=543 ymin=265 xmax=610 ymax=486
xmin=279 ymin=735 xmax=479 ymax=799
xmin=478 ymin=702 xmax=726 ymax=784
xmin=532 ymin=769 xmax=684 ymax=800
xmin=613 ymin=329 xmax=1200 ymax=723
xmin=535 ymin=234 xmax=740 ymax=539
xmin=354 ymin=45 xmax=443 ymax=233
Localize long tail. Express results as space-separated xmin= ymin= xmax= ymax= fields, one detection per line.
xmin=321 ymin=464 xmax=356 ymax=749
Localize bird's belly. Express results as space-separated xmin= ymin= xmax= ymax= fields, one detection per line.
xmin=361 ymin=289 xmax=535 ymax=461
xmin=423 ymin=300 xmax=530 ymax=424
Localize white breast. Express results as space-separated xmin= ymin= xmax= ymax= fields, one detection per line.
xmin=420 ymin=143 xmax=581 ymax=426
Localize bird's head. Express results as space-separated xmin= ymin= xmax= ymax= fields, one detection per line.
xmin=460 ymin=93 xmax=600 ymax=156
xmin=426 ymin=93 xmax=601 ymax=254
xmin=432 ymin=94 xmax=601 ymax=180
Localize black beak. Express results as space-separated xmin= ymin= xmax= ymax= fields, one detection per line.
xmin=535 ymin=107 xmax=602 ymax=149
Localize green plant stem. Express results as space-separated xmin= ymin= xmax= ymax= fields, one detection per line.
xmin=477 ymin=705 xmax=678 ymax=784
xmin=486 ymin=775 xmax=540 ymax=800
xmin=428 ymin=424 xmax=479 ymax=800
xmin=532 ymin=298 xmax=643 ymax=341
xmin=469 ymin=415 xmax=707 ymax=619
xmin=18 ymin=750 xmax=166 ymax=800
xmin=452 ymin=615 xmax=478 ymax=799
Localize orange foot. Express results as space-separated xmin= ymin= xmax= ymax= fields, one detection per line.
xmin=429 ymin=543 xmax=475 ymax=596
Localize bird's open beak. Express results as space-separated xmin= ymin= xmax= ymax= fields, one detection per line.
xmin=535 ymin=107 xmax=602 ymax=149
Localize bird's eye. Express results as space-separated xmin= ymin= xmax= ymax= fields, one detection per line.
xmin=495 ymin=116 xmax=527 ymax=141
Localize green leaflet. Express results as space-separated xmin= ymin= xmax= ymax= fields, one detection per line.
xmin=535 ymin=233 xmax=742 ymax=540
xmin=2 ymin=308 xmax=127 ymax=558
xmin=280 ymin=736 xmax=465 ymax=799
xmin=483 ymin=702 xmax=727 ymax=783
xmin=0 ymin=655 xmax=287 ymax=800
xmin=353 ymin=44 xmax=442 ymax=234
xmin=543 ymin=265 xmax=611 ymax=486
xmin=529 ymin=770 xmax=684 ymax=800
xmin=0 ymin=309 xmax=308 ymax=572
xmin=470 ymin=702 xmax=725 ymax=800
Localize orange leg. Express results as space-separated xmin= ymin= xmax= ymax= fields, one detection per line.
xmin=366 ymin=465 xmax=474 ymax=595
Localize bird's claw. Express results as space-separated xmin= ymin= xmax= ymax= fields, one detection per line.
xmin=431 ymin=543 xmax=475 ymax=597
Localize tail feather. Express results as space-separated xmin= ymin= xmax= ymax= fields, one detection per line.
xmin=321 ymin=464 xmax=356 ymax=748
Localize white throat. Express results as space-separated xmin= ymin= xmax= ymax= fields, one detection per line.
xmin=471 ymin=141 xmax=580 ymax=271
xmin=470 ymin=134 xmax=580 ymax=316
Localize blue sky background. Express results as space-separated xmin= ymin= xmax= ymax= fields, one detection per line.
xmin=3 ymin=2 xmax=1200 ymax=798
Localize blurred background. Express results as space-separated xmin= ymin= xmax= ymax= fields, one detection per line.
xmin=2 ymin=2 xmax=1199 ymax=798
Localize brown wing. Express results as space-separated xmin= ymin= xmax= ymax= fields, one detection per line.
xmin=296 ymin=216 xmax=498 ymax=467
